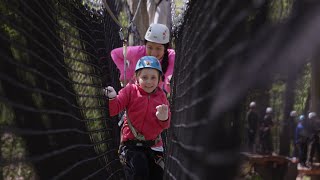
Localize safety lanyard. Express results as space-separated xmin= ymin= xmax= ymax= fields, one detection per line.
xmin=103 ymin=0 xmax=147 ymax=141
xmin=122 ymin=37 xmax=128 ymax=86
xmin=125 ymin=113 xmax=146 ymax=141
xmin=120 ymin=29 xmax=145 ymax=141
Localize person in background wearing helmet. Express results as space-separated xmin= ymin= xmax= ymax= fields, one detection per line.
xmin=111 ymin=23 xmax=175 ymax=95
xmin=104 ymin=56 xmax=171 ymax=180
xmin=295 ymin=115 xmax=308 ymax=168
xmin=280 ymin=110 xmax=297 ymax=156
xmin=259 ymin=107 xmax=274 ymax=155
xmin=245 ymin=101 xmax=259 ymax=153
xmin=306 ymin=112 xmax=320 ymax=168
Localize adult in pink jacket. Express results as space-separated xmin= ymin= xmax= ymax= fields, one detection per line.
xmin=105 ymin=56 xmax=171 ymax=179
xmin=111 ymin=23 xmax=175 ymax=94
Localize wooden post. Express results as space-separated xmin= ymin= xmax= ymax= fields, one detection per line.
xmin=126 ymin=0 xmax=149 ymax=45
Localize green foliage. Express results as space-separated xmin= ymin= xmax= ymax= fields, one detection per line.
xmin=294 ymin=63 xmax=311 ymax=115
xmin=1 ymin=134 xmax=35 ymax=179
xmin=0 ymin=1 xmax=110 ymax=178
xmin=82 ymin=0 xmax=103 ymax=10
xmin=269 ymin=0 xmax=293 ymax=22
xmin=0 ymin=103 xmax=15 ymax=126
xmin=269 ymin=78 xmax=286 ymax=152
xmin=270 ymin=79 xmax=286 ymax=122
xmin=250 ymin=174 xmax=263 ymax=180
xmin=2 ymin=22 xmax=36 ymax=88
xmin=119 ymin=10 xmax=129 ymax=28
xmin=118 ymin=10 xmax=129 ymax=40
xmin=238 ymin=161 xmax=263 ymax=180
xmin=0 ymin=3 xmax=37 ymax=178
xmin=57 ymin=10 xmax=109 ymax=155
xmin=0 ymin=83 xmax=15 ymax=126
xmin=174 ymin=0 xmax=185 ymax=16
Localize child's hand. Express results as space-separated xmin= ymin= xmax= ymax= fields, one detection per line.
xmin=156 ymin=104 xmax=168 ymax=121
xmin=104 ymin=86 xmax=117 ymax=99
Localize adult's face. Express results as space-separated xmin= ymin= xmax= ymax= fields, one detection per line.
xmin=145 ymin=41 xmax=165 ymax=61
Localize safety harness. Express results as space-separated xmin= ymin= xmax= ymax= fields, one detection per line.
xmin=103 ymin=0 xmax=160 ymax=146
xmin=121 ymin=39 xmax=161 ymax=146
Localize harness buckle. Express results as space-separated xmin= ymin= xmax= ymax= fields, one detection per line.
xmin=136 ymin=134 xmax=146 ymax=141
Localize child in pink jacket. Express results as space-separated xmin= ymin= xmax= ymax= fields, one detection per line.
xmin=105 ymin=56 xmax=171 ymax=180
xmin=111 ymin=23 xmax=175 ymax=94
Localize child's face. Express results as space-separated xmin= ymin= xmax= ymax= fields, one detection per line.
xmin=145 ymin=42 xmax=165 ymax=60
xmin=136 ymin=68 xmax=160 ymax=93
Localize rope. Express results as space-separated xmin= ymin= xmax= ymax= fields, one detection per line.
xmin=122 ymin=39 xmax=128 ymax=86
xmin=102 ymin=0 xmax=122 ymax=27
xmin=103 ymin=0 xmax=142 ymax=38
xmin=128 ymin=0 xmax=142 ymax=28
xmin=103 ymin=0 xmax=143 ymax=87
xmin=122 ymin=40 xmax=146 ymax=141
xmin=126 ymin=112 xmax=146 ymax=141
xmin=103 ymin=0 xmax=146 ymax=141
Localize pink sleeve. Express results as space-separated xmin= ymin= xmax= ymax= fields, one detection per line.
xmin=108 ymin=85 xmax=131 ymax=116
xmin=164 ymin=49 xmax=175 ymax=85
xmin=110 ymin=46 xmax=146 ymax=81
xmin=110 ymin=47 xmax=125 ymax=80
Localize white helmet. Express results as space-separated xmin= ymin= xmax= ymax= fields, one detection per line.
xmin=308 ymin=112 xmax=317 ymax=119
xmin=266 ymin=107 xmax=272 ymax=113
xmin=144 ymin=23 xmax=170 ymax=44
xmin=249 ymin=101 xmax=256 ymax=108
xmin=290 ymin=111 xmax=297 ymax=117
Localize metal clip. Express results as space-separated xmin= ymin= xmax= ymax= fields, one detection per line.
xmin=119 ymin=28 xmax=124 ymax=41
xmin=136 ymin=133 xmax=146 ymax=141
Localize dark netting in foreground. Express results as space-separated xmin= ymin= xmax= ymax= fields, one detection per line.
xmin=165 ymin=0 xmax=320 ymax=179
xmin=0 ymin=0 xmax=124 ymax=179
xmin=2 ymin=0 xmax=320 ymax=179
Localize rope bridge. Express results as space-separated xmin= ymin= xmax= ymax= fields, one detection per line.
xmin=1 ymin=0 xmax=320 ymax=180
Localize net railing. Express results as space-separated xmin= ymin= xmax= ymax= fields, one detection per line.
xmin=0 ymin=0 xmax=124 ymax=179
xmin=165 ymin=0 xmax=320 ymax=179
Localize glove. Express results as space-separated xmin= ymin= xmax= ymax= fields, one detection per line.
xmin=104 ymin=86 xmax=117 ymax=99
xmin=156 ymin=104 xmax=169 ymax=121
xmin=167 ymin=75 xmax=172 ymax=84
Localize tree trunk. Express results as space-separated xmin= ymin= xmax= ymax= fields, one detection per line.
xmin=304 ymin=91 xmax=310 ymax=115
xmin=126 ymin=0 xmax=149 ymax=45
xmin=279 ymin=73 xmax=297 ymax=156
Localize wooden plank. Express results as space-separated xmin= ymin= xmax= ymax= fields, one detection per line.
xmin=240 ymin=152 xmax=292 ymax=165
xmin=298 ymin=163 xmax=320 ymax=175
